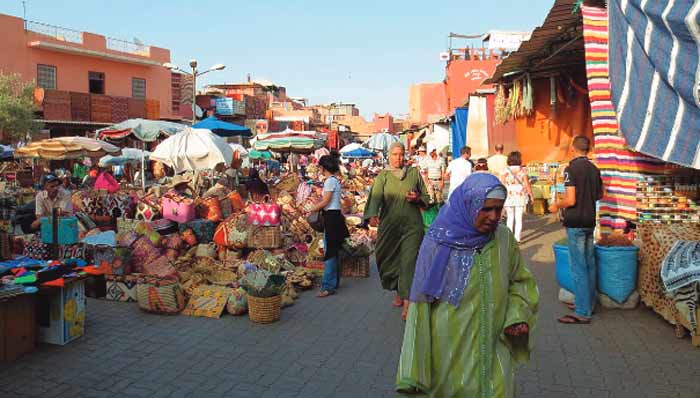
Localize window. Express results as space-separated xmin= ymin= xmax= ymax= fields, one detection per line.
xmin=37 ymin=64 xmax=56 ymax=89
xmin=132 ymin=78 xmax=146 ymax=100
xmin=88 ymin=71 xmax=105 ymax=94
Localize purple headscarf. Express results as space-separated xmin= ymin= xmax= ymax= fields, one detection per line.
xmin=409 ymin=173 xmax=506 ymax=306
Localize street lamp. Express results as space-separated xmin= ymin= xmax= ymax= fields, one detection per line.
xmin=164 ymin=59 xmax=226 ymax=124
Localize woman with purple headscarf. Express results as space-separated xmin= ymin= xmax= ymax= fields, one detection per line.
xmin=396 ymin=173 xmax=539 ymax=398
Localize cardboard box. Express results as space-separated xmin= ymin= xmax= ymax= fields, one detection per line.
xmin=37 ymin=280 xmax=86 ymax=346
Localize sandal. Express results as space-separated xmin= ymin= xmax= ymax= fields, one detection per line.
xmin=316 ymin=290 xmax=333 ymax=298
xmin=557 ymin=314 xmax=591 ymax=324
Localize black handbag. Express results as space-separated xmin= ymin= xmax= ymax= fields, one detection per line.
xmin=306 ymin=210 xmax=324 ymax=232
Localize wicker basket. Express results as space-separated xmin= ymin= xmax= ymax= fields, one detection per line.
xmin=341 ymin=255 xmax=370 ymax=278
xmin=247 ymin=295 xmax=281 ymax=324
xmin=136 ymin=277 xmax=185 ymax=315
xmin=247 ymin=226 xmax=282 ymax=249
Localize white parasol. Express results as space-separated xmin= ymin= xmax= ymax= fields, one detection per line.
xmin=150 ymin=128 xmax=233 ymax=173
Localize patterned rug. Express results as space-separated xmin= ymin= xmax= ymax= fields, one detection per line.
xmin=581 ymin=5 xmax=667 ymax=233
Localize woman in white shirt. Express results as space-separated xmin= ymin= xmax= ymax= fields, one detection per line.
xmin=307 ymin=152 xmax=350 ymax=297
xmin=499 ymin=151 xmax=533 ymax=242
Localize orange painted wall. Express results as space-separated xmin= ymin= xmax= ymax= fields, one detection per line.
xmin=445 ymin=59 xmax=500 ymax=113
xmin=0 ymin=13 xmax=172 ymax=118
xmin=513 ymin=76 xmax=593 ymax=163
xmin=408 ymin=83 xmax=448 ymax=124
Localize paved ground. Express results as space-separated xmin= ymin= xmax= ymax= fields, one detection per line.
xmin=2 ymin=215 xmax=700 ymax=397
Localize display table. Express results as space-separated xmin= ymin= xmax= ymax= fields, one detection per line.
xmin=0 ymin=294 xmax=36 ymax=361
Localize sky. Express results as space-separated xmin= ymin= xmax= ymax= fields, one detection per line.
xmin=1 ymin=0 xmax=555 ymax=119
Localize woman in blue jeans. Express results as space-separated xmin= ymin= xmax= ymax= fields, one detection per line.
xmin=306 ymin=152 xmax=349 ymax=297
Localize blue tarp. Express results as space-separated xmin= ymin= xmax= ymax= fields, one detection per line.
xmin=193 ymin=116 xmax=252 ymax=138
xmin=451 ymin=107 xmax=468 ymax=157
xmin=609 ymin=0 xmax=700 ymax=169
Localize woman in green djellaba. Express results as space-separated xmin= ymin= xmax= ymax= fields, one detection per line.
xmin=364 ymin=142 xmax=430 ymax=320
xmin=396 ymin=173 xmax=539 ymax=398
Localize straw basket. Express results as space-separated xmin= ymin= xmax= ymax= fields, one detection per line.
xmin=340 ymin=255 xmax=370 ymax=278
xmin=247 ymin=226 xmax=282 ymax=249
xmin=247 ymin=295 xmax=281 ymax=324
xmin=136 ymin=277 xmax=185 ymax=315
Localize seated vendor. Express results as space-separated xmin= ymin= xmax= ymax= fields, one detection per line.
xmin=31 ymin=174 xmax=74 ymax=230
xmin=169 ymin=174 xmax=194 ymax=198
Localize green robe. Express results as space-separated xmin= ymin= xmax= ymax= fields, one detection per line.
xmin=364 ymin=167 xmax=430 ymax=299
xmin=396 ymin=225 xmax=539 ymax=398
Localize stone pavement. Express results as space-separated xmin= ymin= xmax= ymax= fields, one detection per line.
xmin=2 ymin=215 xmax=700 ymax=398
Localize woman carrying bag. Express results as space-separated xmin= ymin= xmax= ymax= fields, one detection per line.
xmin=306 ymin=152 xmax=349 ymax=297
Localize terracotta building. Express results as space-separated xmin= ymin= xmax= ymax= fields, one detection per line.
xmin=0 ymin=13 xmax=177 ymax=135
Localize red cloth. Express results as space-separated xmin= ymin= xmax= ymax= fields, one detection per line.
xmin=42 ymin=278 xmax=65 ymax=287
xmin=94 ymin=172 xmax=120 ymax=193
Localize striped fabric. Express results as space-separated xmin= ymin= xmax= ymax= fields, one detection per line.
xmin=609 ymin=0 xmax=700 ymax=169
xmin=582 ymin=6 xmax=667 ymax=232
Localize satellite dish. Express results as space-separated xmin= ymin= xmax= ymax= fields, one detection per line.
xmin=133 ymin=37 xmax=144 ymax=46
xmin=195 ymin=105 xmax=204 ymax=118
xmin=439 ymin=52 xmax=450 ymax=61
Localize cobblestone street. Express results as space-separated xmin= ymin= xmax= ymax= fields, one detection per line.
xmin=2 ymin=216 xmax=700 ymax=398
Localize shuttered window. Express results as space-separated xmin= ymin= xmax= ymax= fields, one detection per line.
xmin=37 ymin=64 xmax=56 ymax=89
xmin=132 ymin=78 xmax=146 ymax=99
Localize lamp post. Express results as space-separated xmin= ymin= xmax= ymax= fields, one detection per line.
xmin=163 ymin=60 xmax=225 ymax=124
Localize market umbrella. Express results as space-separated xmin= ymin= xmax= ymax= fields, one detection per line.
xmin=193 ymin=116 xmax=252 ymax=138
xmin=248 ymin=150 xmax=272 ymax=160
xmin=95 ymin=118 xmax=188 ymax=142
xmin=150 ymin=128 xmax=233 ymax=173
xmin=342 ymin=147 xmax=374 ymax=159
xmin=229 ymin=143 xmax=248 ymax=156
xmin=314 ymin=147 xmax=330 ymax=159
xmin=339 ymin=143 xmax=364 ymax=154
xmin=253 ymin=129 xmax=325 ymax=153
xmin=364 ymin=132 xmax=399 ymax=152
xmin=98 ymin=148 xmax=151 ymax=167
xmin=0 ymin=145 xmax=14 ymax=160
xmin=15 ymin=137 xmax=120 ymax=160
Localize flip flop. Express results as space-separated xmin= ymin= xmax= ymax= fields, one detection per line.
xmin=316 ymin=290 xmax=333 ymax=298
xmin=557 ymin=314 xmax=591 ymax=324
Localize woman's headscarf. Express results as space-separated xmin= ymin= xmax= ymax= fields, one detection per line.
xmin=409 ymin=173 xmax=506 ymax=306
xmin=386 ymin=142 xmax=407 ymax=179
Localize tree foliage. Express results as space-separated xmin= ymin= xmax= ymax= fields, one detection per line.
xmin=0 ymin=72 xmax=42 ymax=144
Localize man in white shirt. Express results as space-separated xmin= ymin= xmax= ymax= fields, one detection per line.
xmin=487 ymin=144 xmax=508 ymax=176
xmin=420 ymin=149 xmax=445 ymax=203
xmin=31 ymin=174 xmax=74 ymax=230
xmin=444 ymin=146 xmax=473 ymax=199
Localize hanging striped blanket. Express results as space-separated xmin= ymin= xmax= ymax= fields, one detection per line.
xmin=582 ymin=6 xmax=666 ymax=233
xmin=608 ymin=0 xmax=700 ymax=169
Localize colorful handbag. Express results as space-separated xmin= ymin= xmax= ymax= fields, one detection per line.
xmin=178 ymin=219 xmax=215 ymax=243
xmin=105 ymin=274 xmax=138 ymax=302
xmin=161 ymin=192 xmax=196 ymax=224
xmin=117 ymin=217 xmax=139 ymax=234
xmin=142 ymin=255 xmax=177 ymax=278
xmin=23 ymin=238 xmax=50 ymax=260
xmin=131 ymin=236 xmax=161 ymax=273
xmin=117 ymin=231 xmax=139 ymax=248
xmin=40 ymin=216 xmax=79 ymax=245
xmin=246 ymin=195 xmax=281 ymax=226
xmin=135 ymin=194 xmax=161 ymax=221
xmin=228 ymin=191 xmax=245 ymax=211
xmin=180 ymin=228 xmax=198 ymax=246
xmin=57 ymin=243 xmax=86 ymax=260
xmin=197 ymin=197 xmax=223 ymax=223
xmin=226 ymin=287 xmax=248 ymax=316
xmin=149 ymin=219 xmax=179 ymax=235
xmin=136 ymin=276 xmax=185 ymax=314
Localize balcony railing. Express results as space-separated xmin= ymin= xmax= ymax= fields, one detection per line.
xmin=25 ymin=20 xmax=83 ymax=44
xmin=105 ymin=37 xmax=150 ymax=56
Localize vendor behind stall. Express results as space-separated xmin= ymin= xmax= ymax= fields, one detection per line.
xmin=31 ymin=174 xmax=73 ymax=230
xmin=203 ymin=175 xmax=232 ymax=200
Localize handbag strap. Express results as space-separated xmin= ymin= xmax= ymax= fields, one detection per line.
xmin=507 ymin=167 xmax=525 ymax=186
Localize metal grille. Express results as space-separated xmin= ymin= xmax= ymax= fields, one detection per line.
xmin=25 ymin=20 xmax=82 ymax=43
xmin=132 ymin=78 xmax=146 ymax=100
xmin=37 ymin=64 xmax=56 ymax=89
